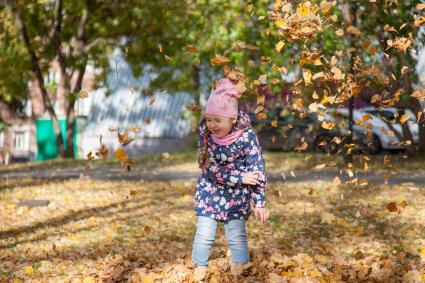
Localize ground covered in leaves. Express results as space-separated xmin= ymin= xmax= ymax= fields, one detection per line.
xmin=1 ymin=177 xmax=424 ymax=282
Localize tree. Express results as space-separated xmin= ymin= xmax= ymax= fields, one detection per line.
xmin=2 ymin=0 xmax=131 ymax=158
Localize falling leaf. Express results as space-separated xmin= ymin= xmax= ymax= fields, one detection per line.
xmin=275 ymin=41 xmax=285 ymax=52
xmin=109 ymin=127 xmax=118 ymax=132
xmin=210 ymin=54 xmax=230 ymax=66
xmin=186 ymin=103 xmax=202 ymax=112
xmin=128 ymin=127 xmax=141 ymax=133
xmin=400 ymin=114 xmax=411 ymax=124
xmin=162 ymin=152 xmax=170 ymax=158
xmin=302 ymin=69 xmax=312 ymax=84
xmin=114 ymin=148 xmax=128 ymax=162
xmin=118 ymin=132 xmax=135 ymax=146
xmin=148 ymin=97 xmax=156 ymax=106
xmin=312 ymin=72 xmax=325 ymax=80
xmin=271 ymin=120 xmax=278 ymax=127
xmin=247 ymin=3 xmax=253 ymax=12
xmin=256 ymin=112 xmax=267 ymax=120
xmin=87 ymin=151 xmax=94 ymax=161
xmin=290 ymin=170 xmax=296 ymax=178
xmin=79 ymin=89 xmax=89 ymax=98
xmin=144 ymin=119 xmax=151 ymax=125
xmin=362 ymin=114 xmax=373 ymax=121
xmin=331 ymin=66 xmax=343 ymax=80
xmin=308 ymin=102 xmax=319 ymax=112
xmin=97 ymin=144 xmax=108 ymax=158
xmin=184 ymin=44 xmax=197 ymax=53
xmin=417 ymin=3 xmax=425 ymax=10
xmin=321 ymin=121 xmax=335 ymax=130
xmin=387 ymin=202 xmax=398 ymax=212
xmin=346 ymin=26 xmax=361 ymax=36
xmin=257 ymin=95 xmax=266 ymax=105
xmin=411 ymin=88 xmax=425 ymax=100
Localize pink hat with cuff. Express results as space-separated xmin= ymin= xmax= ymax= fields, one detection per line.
xmin=205 ymin=78 xmax=241 ymax=119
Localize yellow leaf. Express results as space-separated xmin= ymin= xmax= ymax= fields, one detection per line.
xmin=275 ymin=41 xmax=285 ymax=52
xmin=256 ymin=113 xmax=267 ymax=120
xmin=400 ymin=114 xmax=411 ymax=124
xmin=417 ymin=3 xmax=425 ymax=10
xmin=275 ymin=19 xmax=286 ymax=28
xmin=83 ymin=277 xmax=96 ymax=283
xmin=24 ymin=266 xmax=33 ymax=276
xmin=302 ymin=69 xmax=312 ymax=84
xmin=12 ymin=279 xmax=23 ymax=283
xmin=364 ymin=162 xmax=368 ymax=171
xmin=271 ymin=120 xmax=278 ymax=127
xmin=79 ymin=89 xmax=89 ymax=98
xmin=247 ymin=4 xmax=253 ymax=12
xmin=141 ymin=275 xmax=154 ymax=283
xmin=297 ymin=3 xmax=309 ymax=16
xmin=321 ymin=121 xmax=335 ymax=130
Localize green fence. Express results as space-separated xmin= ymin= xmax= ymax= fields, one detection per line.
xmin=35 ymin=117 xmax=86 ymax=161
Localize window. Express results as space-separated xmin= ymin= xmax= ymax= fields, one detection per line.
xmin=0 ymin=132 xmax=4 ymax=148
xmin=13 ymin=131 xmax=29 ymax=152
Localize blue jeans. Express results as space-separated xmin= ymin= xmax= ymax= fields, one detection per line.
xmin=192 ymin=216 xmax=250 ymax=267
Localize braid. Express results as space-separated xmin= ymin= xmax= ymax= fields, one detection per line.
xmin=199 ymin=127 xmax=210 ymax=169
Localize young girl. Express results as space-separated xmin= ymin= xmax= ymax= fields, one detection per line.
xmin=192 ymin=78 xmax=269 ymax=280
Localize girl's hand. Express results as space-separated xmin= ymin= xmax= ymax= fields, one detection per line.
xmin=251 ymin=204 xmax=270 ymax=223
xmin=241 ymin=171 xmax=261 ymax=185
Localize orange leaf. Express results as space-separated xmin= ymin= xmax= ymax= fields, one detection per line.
xmin=210 ymin=54 xmax=230 ymax=66
xmin=400 ymin=114 xmax=411 ymax=124
xmin=87 ymin=151 xmax=94 ymax=160
xmin=387 ymin=202 xmax=398 ymax=212
xmin=118 ymin=132 xmax=135 ymax=146
xmin=114 ymin=148 xmax=129 ymax=162
xmin=184 ymin=44 xmax=197 ymax=53
xmin=186 ymin=103 xmax=202 ymax=112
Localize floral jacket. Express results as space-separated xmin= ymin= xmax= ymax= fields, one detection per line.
xmin=194 ymin=111 xmax=267 ymax=222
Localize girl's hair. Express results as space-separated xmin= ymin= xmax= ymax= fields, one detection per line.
xmin=199 ymin=126 xmax=210 ymax=170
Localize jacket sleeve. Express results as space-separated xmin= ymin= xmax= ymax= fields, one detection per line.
xmin=245 ymin=130 xmax=267 ymax=207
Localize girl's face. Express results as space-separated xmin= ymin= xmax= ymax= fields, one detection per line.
xmin=206 ymin=114 xmax=236 ymax=138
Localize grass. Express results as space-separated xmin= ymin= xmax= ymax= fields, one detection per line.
xmin=0 ymin=177 xmax=424 ymax=282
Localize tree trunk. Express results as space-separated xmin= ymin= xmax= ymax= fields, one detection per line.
xmin=192 ymin=64 xmax=201 ymax=125
xmin=5 ymin=0 xmax=66 ymax=158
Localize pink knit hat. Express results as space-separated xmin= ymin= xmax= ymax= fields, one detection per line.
xmin=205 ymin=78 xmax=241 ymax=119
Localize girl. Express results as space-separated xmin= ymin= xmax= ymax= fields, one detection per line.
xmin=192 ymin=78 xmax=269 ymax=281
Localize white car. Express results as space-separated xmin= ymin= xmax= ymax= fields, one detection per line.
xmin=329 ymin=106 xmax=419 ymax=153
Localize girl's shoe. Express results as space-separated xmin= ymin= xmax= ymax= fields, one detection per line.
xmin=230 ymin=261 xmax=253 ymax=276
xmin=193 ymin=266 xmax=208 ymax=281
